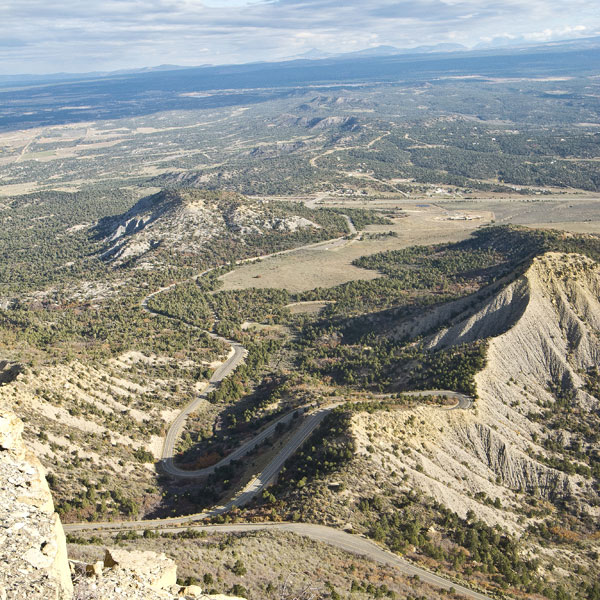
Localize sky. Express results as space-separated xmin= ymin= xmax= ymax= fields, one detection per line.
xmin=1 ymin=0 xmax=599 ymax=74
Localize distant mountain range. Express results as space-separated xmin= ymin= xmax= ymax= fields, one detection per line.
xmin=289 ymin=42 xmax=468 ymax=60
xmin=2 ymin=35 xmax=600 ymax=88
xmin=0 ymin=64 xmax=207 ymax=86
xmin=288 ymin=35 xmax=600 ymax=61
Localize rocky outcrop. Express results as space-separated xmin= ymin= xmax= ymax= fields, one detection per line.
xmin=94 ymin=189 xmax=319 ymax=266
xmin=72 ymin=548 xmax=178 ymax=600
xmin=0 ymin=361 xmax=22 ymax=385
xmin=0 ymin=404 xmax=73 ymax=600
xmin=103 ymin=548 xmax=178 ymax=591
xmin=72 ymin=547 xmax=246 ymax=600
xmin=225 ymin=204 xmax=318 ymax=235
xmin=307 ymin=116 xmax=360 ymax=131
xmin=273 ymin=113 xmax=360 ymax=130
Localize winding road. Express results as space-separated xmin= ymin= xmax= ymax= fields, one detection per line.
xmin=159 ymin=336 xmax=247 ymax=478
xmin=69 ymin=214 xmax=487 ymax=600
xmin=141 ymin=214 xmax=366 ymax=477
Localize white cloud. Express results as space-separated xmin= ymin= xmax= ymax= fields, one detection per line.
xmin=524 ymin=25 xmax=589 ymax=42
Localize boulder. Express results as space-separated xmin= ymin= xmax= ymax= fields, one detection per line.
xmin=104 ymin=547 xmax=177 ymax=591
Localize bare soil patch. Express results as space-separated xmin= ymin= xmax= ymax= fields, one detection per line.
xmin=286 ymin=300 xmax=335 ymax=315
xmin=439 ymin=196 xmax=600 ymax=229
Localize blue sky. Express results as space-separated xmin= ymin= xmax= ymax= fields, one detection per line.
xmin=1 ymin=0 xmax=599 ymax=74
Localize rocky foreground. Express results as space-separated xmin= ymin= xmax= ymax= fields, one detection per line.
xmin=0 ymin=401 xmax=244 ymax=600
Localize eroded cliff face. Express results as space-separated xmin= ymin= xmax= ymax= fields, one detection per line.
xmin=0 ymin=404 xmax=73 ymax=600
xmin=468 ymin=252 xmax=599 ymax=508
xmin=353 ymin=252 xmax=600 ymax=530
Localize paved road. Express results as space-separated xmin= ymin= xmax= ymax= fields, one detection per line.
xmin=373 ymin=390 xmax=473 ymax=410
xmin=407 ymin=390 xmax=473 ymax=410
xmin=141 ymin=273 xmax=249 ymax=478
xmin=160 ymin=338 xmax=248 ymax=477
xmin=222 ymin=404 xmax=336 ymax=508
xmin=141 ymin=260 xmax=473 ymax=485
xmin=159 ymin=388 xmax=472 ymax=480
xmin=138 ymin=223 xmax=474 ymax=500
xmin=63 ymin=520 xmax=492 ymax=600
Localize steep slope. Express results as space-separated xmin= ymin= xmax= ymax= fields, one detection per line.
xmin=370 ymin=252 xmax=600 ymax=527
xmin=273 ymin=252 xmax=600 ymax=597
xmin=95 ymin=190 xmax=321 ymax=266
xmin=466 ymin=252 xmax=600 ymax=506
xmin=1 ymin=345 xmax=234 ymax=524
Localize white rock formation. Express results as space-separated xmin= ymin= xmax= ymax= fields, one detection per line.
xmin=355 ymin=252 xmax=600 ymax=530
